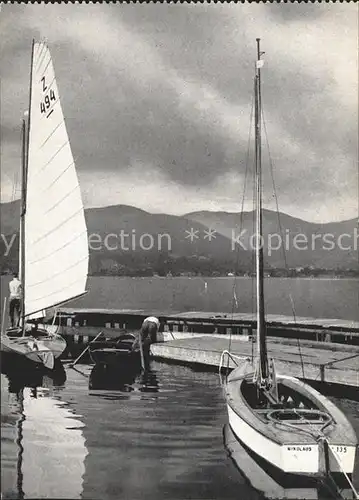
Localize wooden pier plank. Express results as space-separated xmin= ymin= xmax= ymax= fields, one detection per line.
xmin=150 ymin=337 xmax=359 ymax=387
xmin=57 ymin=307 xmax=359 ymax=334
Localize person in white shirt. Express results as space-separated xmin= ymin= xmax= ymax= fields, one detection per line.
xmin=9 ymin=273 xmax=22 ymax=328
xmin=141 ymin=316 xmax=160 ymax=343
xmin=132 ymin=316 xmax=160 ymax=354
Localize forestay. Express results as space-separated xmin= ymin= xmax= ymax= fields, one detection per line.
xmin=24 ymin=42 xmax=88 ymax=317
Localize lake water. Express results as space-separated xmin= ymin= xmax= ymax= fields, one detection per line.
xmin=1 ymin=276 xmax=358 ymax=498
xmin=1 ymin=276 xmax=358 ymax=321
xmin=1 ymin=361 xmax=358 ymax=500
xmin=63 ymin=276 xmax=359 ymax=321
xmin=1 ymin=361 xmax=258 ymax=500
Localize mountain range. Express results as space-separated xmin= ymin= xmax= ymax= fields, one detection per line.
xmin=1 ymin=200 xmax=358 ymax=275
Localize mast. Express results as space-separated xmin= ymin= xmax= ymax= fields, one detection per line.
xmin=20 ymin=40 xmax=35 ymax=333
xmin=254 ymin=38 xmax=268 ymax=383
xmin=20 ymin=117 xmax=27 ymax=333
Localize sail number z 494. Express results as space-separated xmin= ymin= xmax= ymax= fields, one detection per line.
xmin=40 ymin=89 xmax=56 ymax=115
xmin=39 ymin=77 xmax=56 ymax=116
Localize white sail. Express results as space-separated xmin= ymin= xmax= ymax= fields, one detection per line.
xmin=24 ymin=42 xmax=88 ymax=317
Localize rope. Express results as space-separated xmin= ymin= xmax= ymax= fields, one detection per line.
xmin=226 ymin=92 xmax=255 ymax=377
xmin=323 ymin=353 xmax=359 ymax=368
xmin=51 ymin=309 xmax=58 ymax=326
xmin=321 ymin=437 xmax=358 ymax=499
xmin=262 ymin=107 xmax=307 ymax=380
xmin=289 ymin=408 xmax=359 ymax=498
xmin=289 ymin=293 xmax=305 ymax=379
xmin=219 ymin=350 xmax=240 ymax=386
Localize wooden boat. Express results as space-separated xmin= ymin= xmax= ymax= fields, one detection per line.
xmin=223 ymin=424 xmax=356 ymax=499
xmin=223 ymin=39 xmax=358 ymax=489
xmin=1 ymin=326 xmax=66 ymax=369
xmin=0 ymin=41 xmax=89 ymax=369
xmin=89 ymin=333 xmax=149 ymax=369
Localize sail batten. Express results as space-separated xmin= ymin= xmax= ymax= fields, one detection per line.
xmin=27 ymin=230 xmax=87 ymax=266
xmin=27 ymin=255 xmax=88 ymax=288
xmin=26 ymin=280 xmax=88 ymax=313
xmin=39 ymin=120 xmax=64 ymax=149
xmin=24 ymin=41 xmax=88 ymax=317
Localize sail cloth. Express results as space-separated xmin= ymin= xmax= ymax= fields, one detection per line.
xmin=24 ymin=42 xmax=88 ymax=317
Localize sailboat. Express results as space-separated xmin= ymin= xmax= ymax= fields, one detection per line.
xmin=1 ymin=41 xmax=89 ymax=369
xmin=223 ymin=39 xmax=358 ymax=490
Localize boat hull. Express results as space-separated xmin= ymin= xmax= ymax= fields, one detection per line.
xmin=1 ymin=327 xmax=66 ymax=369
xmin=223 ymin=424 xmax=356 ymax=500
xmin=89 ymin=347 xmax=141 ymax=367
xmin=89 ymin=334 xmax=149 ymax=369
xmin=225 ymin=369 xmax=357 ymax=476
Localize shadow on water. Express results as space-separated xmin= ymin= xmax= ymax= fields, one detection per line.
xmin=1 ymin=355 xmax=67 ymax=393
xmin=88 ymin=362 xmax=159 ymax=397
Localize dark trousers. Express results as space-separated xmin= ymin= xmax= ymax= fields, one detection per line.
xmin=9 ymin=298 xmax=21 ymax=327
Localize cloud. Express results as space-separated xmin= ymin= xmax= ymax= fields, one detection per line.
xmin=0 ymin=3 xmax=357 ymax=222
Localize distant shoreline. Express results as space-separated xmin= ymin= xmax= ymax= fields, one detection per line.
xmin=1 ymin=272 xmax=359 ymax=279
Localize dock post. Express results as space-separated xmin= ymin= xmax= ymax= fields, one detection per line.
xmin=320 ymin=364 xmax=325 ymax=382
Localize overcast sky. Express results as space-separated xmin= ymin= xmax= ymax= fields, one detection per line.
xmin=1 ymin=3 xmax=358 ymax=222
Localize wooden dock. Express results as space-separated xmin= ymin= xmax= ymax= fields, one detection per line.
xmin=51 ymin=307 xmax=359 ymax=389
xmin=56 ymin=307 xmax=359 ymax=345
xmin=150 ymin=336 xmax=359 ymax=388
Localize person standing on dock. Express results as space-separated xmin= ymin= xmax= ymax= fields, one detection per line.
xmin=8 ymin=273 xmax=22 ymax=328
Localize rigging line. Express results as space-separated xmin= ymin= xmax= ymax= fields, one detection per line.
xmin=289 ymin=293 xmax=305 ymax=379
xmin=262 ymin=105 xmax=305 ymax=376
xmin=261 ymin=108 xmax=289 ymax=272
xmin=290 ymin=410 xmax=359 ymax=499
xmin=227 ymin=92 xmax=254 ymax=372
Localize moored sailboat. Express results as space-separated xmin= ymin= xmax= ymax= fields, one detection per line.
xmin=223 ymin=39 xmax=358 ymax=493
xmin=1 ymin=41 xmax=89 ymax=369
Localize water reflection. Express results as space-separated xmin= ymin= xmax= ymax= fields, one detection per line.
xmin=2 ymin=358 xmax=67 ymax=394
xmin=5 ymin=360 xmax=356 ymax=500
xmin=89 ymin=363 xmax=159 ymax=397
xmin=1 ymin=364 xmax=87 ymax=499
